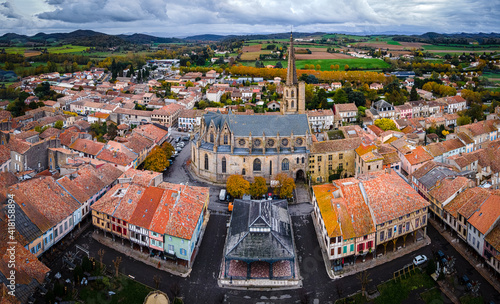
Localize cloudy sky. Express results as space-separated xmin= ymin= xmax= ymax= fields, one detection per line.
xmin=1 ymin=0 xmax=499 ymax=37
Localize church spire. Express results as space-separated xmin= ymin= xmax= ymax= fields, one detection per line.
xmin=286 ymin=32 xmax=298 ymax=86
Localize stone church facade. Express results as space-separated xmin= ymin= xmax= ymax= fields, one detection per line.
xmin=191 ymin=34 xmax=312 ymax=183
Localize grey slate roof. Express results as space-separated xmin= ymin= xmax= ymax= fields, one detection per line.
xmin=418 ymin=166 xmax=459 ymax=189
xmin=14 ymin=202 xmax=43 ymax=245
xmin=225 ymin=199 xmax=295 ymax=261
xmin=204 ymin=112 xmax=310 ymax=137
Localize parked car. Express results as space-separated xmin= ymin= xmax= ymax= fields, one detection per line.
xmin=461 ymin=275 xmax=470 ymax=285
xmin=413 ymin=255 xmax=428 ymax=266
xmin=175 ymin=146 xmax=182 ymax=152
xmin=219 ymin=189 xmax=227 ymax=202
xmin=175 ymin=137 xmax=181 ymax=143
xmin=177 ymin=142 xmax=185 ymax=148
xmin=182 ymin=136 xmax=189 ymax=141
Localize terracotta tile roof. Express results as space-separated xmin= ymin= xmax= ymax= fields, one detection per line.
xmin=74 ymin=120 xmax=91 ymax=130
xmin=312 ymin=184 xmax=356 ymax=239
xmin=69 ymin=138 xmax=105 ymax=156
xmin=0 ymin=145 xmax=10 ymax=165
xmin=382 ymin=151 xmax=400 ymax=166
xmin=97 ymin=148 xmax=134 ymax=167
xmin=311 ymin=138 xmax=362 ymax=154
xmin=58 ymin=128 xmax=81 ymax=146
xmin=123 ymin=133 xmax=154 ymax=154
xmin=72 ymin=165 xmax=107 ymax=198
xmin=39 ymin=127 xmax=62 ymax=139
xmin=128 ymin=186 xmax=164 ymax=228
xmin=112 ymin=184 xmax=147 ymax=221
xmin=428 ymin=176 xmax=469 ymax=204
xmin=57 ymin=176 xmax=90 ymax=203
xmin=425 ymin=142 xmax=447 ymax=158
xmin=468 ymin=194 xmax=500 ymax=235
xmin=12 ymin=130 xmax=38 ymax=141
xmin=8 ymin=176 xmax=80 ymax=228
xmin=445 ymin=187 xmax=489 ymax=218
xmin=133 ymin=124 xmax=168 ymax=144
xmin=6 ymin=139 xmax=30 ymax=154
xmin=485 ymin=224 xmax=500 ymax=252
xmin=151 ymin=183 xmax=209 ymax=239
xmin=339 ymin=181 xmax=376 ymax=237
xmin=357 ymin=171 xmax=430 ymax=224
xmin=335 ymin=103 xmax=357 ymax=112
xmin=95 ymin=163 xmax=123 ymax=186
xmin=367 ymin=125 xmax=384 ymax=136
xmin=463 ymin=119 xmax=500 ymax=137
xmin=456 ymin=132 xmax=474 ymax=144
xmin=0 ymin=172 xmax=18 ymax=204
xmin=441 ymin=138 xmax=465 ymax=152
xmin=307 ymin=109 xmax=334 ymax=117
xmin=457 ymin=188 xmax=492 ymax=219
xmin=404 ymin=146 xmax=433 ymax=165
xmin=91 ymin=183 xmax=130 ymax=216
xmin=118 ymin=168 xmax=162 ymax=187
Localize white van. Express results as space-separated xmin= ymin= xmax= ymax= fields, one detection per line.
xmin=219 ymin=189 xmax=227 ymax=201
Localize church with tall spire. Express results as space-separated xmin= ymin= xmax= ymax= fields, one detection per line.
xmin=281 ymin=32 xmax=306 ymax=115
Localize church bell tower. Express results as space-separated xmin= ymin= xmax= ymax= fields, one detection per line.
xmin=281 ymin=32 xmax=305 ymax=115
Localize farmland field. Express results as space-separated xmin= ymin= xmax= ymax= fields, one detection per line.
xmin=1 ymin=44 xmax=89 ymax=55
xmin=295 ymin=58 xmax=390 ymax=70
xmin=237 ymin=58 xmax=389 ymax=71
xmin=295 ymin=49 xmax=352 ymax=60
xmin=423 ymin=44 xmax=500 ymax=51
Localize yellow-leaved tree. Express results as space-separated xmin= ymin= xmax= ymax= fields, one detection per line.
xmin=226 ymin=175 xmax=250 ymax=199
xmin=143 ymin=146 xmax=168 ymax=172
xmin=250 ymin=176 xmax=267 ymax=198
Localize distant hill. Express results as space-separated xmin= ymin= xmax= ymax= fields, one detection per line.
xmin=117 ymin=33 xmax=184 ymax=44
xmin=184 ymin=34 xmax=230 ymax=42
xmin=0 ymin=30 xmax=182 ymax=47
xmin=393 ymin=32 xmax=500 ymax=44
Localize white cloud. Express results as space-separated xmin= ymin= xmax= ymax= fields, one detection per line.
xmin=0 ymin=0 xmax=499 ymax=36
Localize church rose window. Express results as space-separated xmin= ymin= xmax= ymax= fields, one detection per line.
xmin=267 ymin=139 xmax=275 ymax=147
xmin=238 ymin=139 xmax=246 ymax=146
xmin=295 ymin=138 xmax=303 ymax=145
xmin=281 ymin=138 xmax=289 ymax=146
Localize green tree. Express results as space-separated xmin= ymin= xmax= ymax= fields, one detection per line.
xmin=409 ymin=85 xmax=419 ymax=101
xmin=227 ymin=175 xmax=250 ymax=198
xmin=374 ymin=118 xmax=398 ymax=131
xmin=144 ymin=146 xmax=169 ymax=172
xmin=250 ymin=176 xmax=267 ymax=198
xmin=54 ymin=120 xmax=63 ymax=129
xmin=457 ymin=115 xmax=471 ymax=126
xmin=334 ymin=89 xmax=348 ymax=104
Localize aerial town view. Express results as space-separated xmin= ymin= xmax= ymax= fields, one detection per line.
xmin=1 ymin=1 xmax=500 ymax=303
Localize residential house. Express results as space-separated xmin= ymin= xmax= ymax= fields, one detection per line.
xmin=151 ymin=103 xmax=185 ymax=126
xmin=307 ymin=109 xmax=335 ymax=132
xmin=178 ymin=109 xmax=203 ymax=131
xmin=355 ymin=144 xmax=384 ymax=176
xmin=334 ymin=103 xmax=358 ymax=124
xmin=401 ymin=145 xmax=433 ymax=176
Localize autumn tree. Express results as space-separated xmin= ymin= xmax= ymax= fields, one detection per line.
xmin=161 ymin=142 xmax=175 ymax=159
xmin=315 ymin=64 xmax=321 ymax=71
xmin=144 ymin=146 xmax=169 ymax=172
xmin=457 ymin=115 xmax=471 ymax=126
xmin=250 ymin=176 xmax=267 ymax=198
xmin=226 ymin=174 xmax=250 ymax=198
xmin=273 ymin=173 xmax=295 ymax=198
xmin=344 ymin=64 xmax=349 ymax=71
xmin=374 ymin=118 xmax=398 ymax=131
xmin=280 ymin=177 xmax=296 ymax=199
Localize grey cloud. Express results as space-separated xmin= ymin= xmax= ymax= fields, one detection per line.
xmin=38 ymin=0 xmax=167 ymax=23
xmin=0 ymin=1 xmax=21 ymax=19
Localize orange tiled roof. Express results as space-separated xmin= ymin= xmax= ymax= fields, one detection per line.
xmin=468 ymin=194 xmax=500 ymax=235
xmin=444 ymin=187 xmax=488 ymax=218
xmin=428 ymin=176 xmax=469 ymax=204
xmin=311 ymin=138 xmax=361 ymax=154
xmin=485 ymin=224 xmax=500 ymax=252
xmin=312 ymin=183 xmax=356 ymax=239
xmin=357 ymin=171 xmax=430 ymax=224
xmin=69 ymin=138 xmax=105 ymax=156
xmin=404 ymin=146 xmax=433 ymax=165
xmin=96 ymin=148 xmax=134 ymax=167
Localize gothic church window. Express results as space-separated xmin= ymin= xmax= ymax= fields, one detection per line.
xmin=282 ymin=158 xmax=289 ymax=171
xmin=253 ymin=159 xmax=261 ymax=172
xmin=204 ymin=154 xmax=209 ymax=170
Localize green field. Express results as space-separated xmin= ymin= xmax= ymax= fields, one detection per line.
xmin=2 ymin=44 xmax=89 ymax=55
xmin=238 ymin=58 xmax=390 ymax=71
xmin=296 ymin=58 xmax=390 ymax=71
xmin=365 ymin=36 xmax=402 ymax=45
